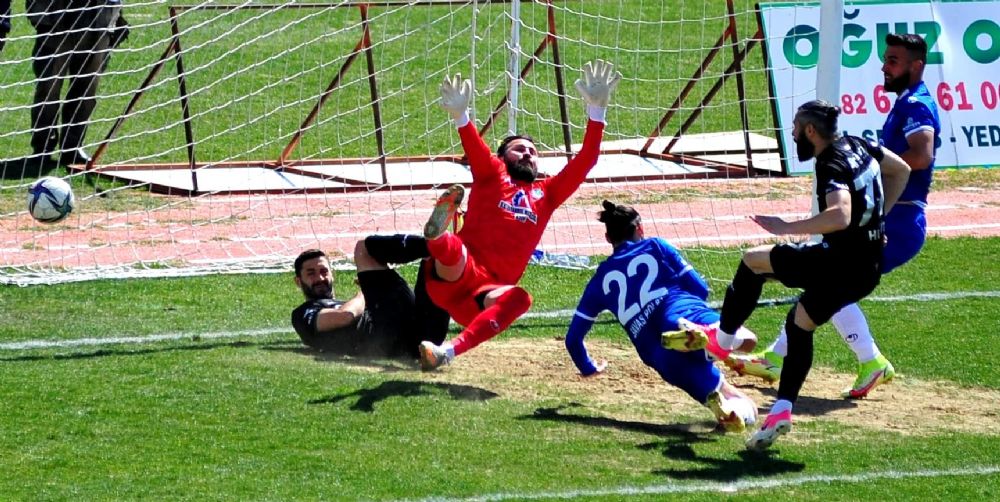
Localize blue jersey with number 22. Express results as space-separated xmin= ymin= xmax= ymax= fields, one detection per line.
xmin=565 ymin=238 xmax=717 ymax=376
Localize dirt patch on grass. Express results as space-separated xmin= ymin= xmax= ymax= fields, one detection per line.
xmin=417 ymin=338 xmax=1000 ymax=437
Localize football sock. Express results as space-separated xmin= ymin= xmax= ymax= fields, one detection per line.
xmin=719 ymin=261 xmax=766 ymax=336
xmin=426 ymin=232 xmax=464 ymax=266
xmin=830 ymin=302 xmax=880 ymax=363
xmin=364 ymin=234 xmax=430 ymax=265
xmin=452 ymin=287 xmax=532 ymax=356
xmin=776 ymin=308 xmax=814 ymax=404
xmin=769 ymin=326 xmax=789 ymax=358
xmin=770 ymin=399 xmax=793 ymax=416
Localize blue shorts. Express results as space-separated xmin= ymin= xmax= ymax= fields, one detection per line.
xmin=883 ymin=204 xmax=927 ymax=274
xmin=632 ymin=306 xmax=721 ymax=403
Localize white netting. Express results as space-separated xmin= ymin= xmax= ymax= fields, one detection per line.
xmin=0 ymin=1 xmax=787 ymax=286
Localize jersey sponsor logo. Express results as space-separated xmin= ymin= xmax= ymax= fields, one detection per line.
xmin=498 ymin=189 xmax=539 ymax=223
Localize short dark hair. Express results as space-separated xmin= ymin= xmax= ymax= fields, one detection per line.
xmin=294 ymin=249 xmax=326 ymax=276
xmin=796 ymin=99 xmax=841 ymax=140
xmin=885 ymin=33 xmax=927 ymax=63
xmin=496 ymin=134 xmax=535 ymax=157
xmin=599 ymin=200 xmax=641 ymax=243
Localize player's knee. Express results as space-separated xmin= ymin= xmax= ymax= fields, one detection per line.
xmin=500 ymin=286 xmax=533 ymax=314
xmin=354 ymin=239 xmax=381 ymax=271
xmin=353 ymin=239 xmax=368 ymax=263
xmin=741 ymin=246 xmax=773 ymax=275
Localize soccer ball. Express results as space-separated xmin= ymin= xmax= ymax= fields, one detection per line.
xmin=27 ymin=176 xmax=76 ymax=223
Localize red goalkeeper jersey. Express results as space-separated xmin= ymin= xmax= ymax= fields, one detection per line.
xmin=455 ymin=120 xmax=605 ymax=285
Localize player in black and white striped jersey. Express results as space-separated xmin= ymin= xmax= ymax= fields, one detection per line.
xmin=666 ymin=100 xmax=912 ymax=450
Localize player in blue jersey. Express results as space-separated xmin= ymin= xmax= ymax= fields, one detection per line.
xmin=727 ymin=33 xmax=939 ymax=399
xmin=564 ymin=200 xmax=759 ymax=432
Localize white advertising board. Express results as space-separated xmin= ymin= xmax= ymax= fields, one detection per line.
xmin=759 ymin=0 xmax=1000 ymax=174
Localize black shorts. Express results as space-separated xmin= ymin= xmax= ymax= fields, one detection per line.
xmin=770 ymin=240 xmax=881 ymax=325
xmin=355 ymin=269 xmax=417 ymax=357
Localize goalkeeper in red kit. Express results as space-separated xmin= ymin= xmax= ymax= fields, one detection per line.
xmin=417 ymin=60 xmax=621 ymax=370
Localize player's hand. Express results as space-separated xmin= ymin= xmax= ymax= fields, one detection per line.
xmin=439 ymin=73 xmax=472 ymax=121
xmin=751 ymin=215 xmax=790 ymax=235
xmin=574 ymin=59 xmax=622 ymax=108
xmin=582 ymin=360 xmax=608 ymax=378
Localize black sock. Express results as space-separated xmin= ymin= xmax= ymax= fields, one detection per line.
xmin=364 ymin=234 xmax=429 ymax=265
xmin=777 ymin=307 xmax=814 ymax=404
xmin=719 ymin=261 xmax=766 ymax=335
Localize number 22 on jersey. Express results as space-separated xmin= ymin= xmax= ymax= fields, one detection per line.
xmin=601 ymin=254 xmax=667 ymax=325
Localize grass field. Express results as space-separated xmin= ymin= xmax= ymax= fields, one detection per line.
xmin=1 ymin=236 xmax=997 ymax=500
xmin=0 ymin=1 xmax=998 ymax=499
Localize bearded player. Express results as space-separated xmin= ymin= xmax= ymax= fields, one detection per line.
xmin=727 ymin=33 xmax=940 ymax=399
xmin=417 ymin=60 xmax=621 ymax=370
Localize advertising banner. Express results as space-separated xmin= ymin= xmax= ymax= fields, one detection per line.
xmin=760 ymin=0 xmax=1000 ymax=174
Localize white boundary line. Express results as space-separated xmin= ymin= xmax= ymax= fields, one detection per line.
xmin=1 ymin=290 xmax=997 ymax=352
xmin=400 ymin=465 xmax=1000 ymax=501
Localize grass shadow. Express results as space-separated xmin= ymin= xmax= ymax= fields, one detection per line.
xmin=751 ymin=386 xmax=859 ymax=417
xmin=651 ymin=448 xmax=806 ymax=480
xmin=262 ymin=344 xmax=418 ymax=373
xmin=308 ymin=380 xmax=499 ymax=412
xmin=521 ymin=403 xmax=805 ymax=481
xmin=0 ymin=338 xmax=279 ymax=363
xmin=0 ymin=156 xmax=59 ymax=180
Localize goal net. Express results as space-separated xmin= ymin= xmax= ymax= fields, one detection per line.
xmin=0 ymin=0 xmax=788 ymax=286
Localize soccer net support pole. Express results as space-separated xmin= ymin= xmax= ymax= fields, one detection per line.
xmin=276 ymin=3 xmax=386 ymax=179
xmin=639 ymin=0 xmax=760 ymax=172
xmin=84 ymin=5 xmax=201 ymax=193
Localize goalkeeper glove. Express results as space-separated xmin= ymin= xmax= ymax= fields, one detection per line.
xmin=574 ymin=59 xmax=622 ymax=122
xmin=439 ymin=73 xmax=472 ymax=127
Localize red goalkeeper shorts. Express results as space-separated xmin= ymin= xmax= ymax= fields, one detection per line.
xmin=421 ymin=253 xmax=506 ymax=327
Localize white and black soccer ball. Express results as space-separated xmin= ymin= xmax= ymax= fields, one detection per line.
xmin=27 ymin=176 xmax=76 ymax=223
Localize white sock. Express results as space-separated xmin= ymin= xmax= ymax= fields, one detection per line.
xmin=729 ymin=395 xmax=758 ymax=426
xmin=715 ymin=329 xmax=737 ymax=351
xmin=769 ymin=325 xmax=788 ymax=358
xmin=443 ymin=342 xmax=456 ymax=361
xmin=830 ymin=303 xmax=880 ymax=363
xmin=770 ymin=399 xmax=793 ymax=415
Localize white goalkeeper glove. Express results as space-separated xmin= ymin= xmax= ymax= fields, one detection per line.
xmin=440 ymin=73 xmax=472 ymax=127
xmin=574 ymin=59 xmax=622 ymax=122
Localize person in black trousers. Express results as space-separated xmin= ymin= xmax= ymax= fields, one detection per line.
xmin=26 ymin=0 xmax=128 ymax=166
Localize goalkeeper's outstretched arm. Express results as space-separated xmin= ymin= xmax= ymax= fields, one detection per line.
xmin=547 ymin=60 xmax=623 ymax=205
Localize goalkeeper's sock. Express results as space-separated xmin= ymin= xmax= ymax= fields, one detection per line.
xmin=426 ymin=232 xmax=464 ymax=267
xmin=452 ymin=287 xmax=532 ymax=356
xmin=830 ymin=302 xmax=880 ymax=363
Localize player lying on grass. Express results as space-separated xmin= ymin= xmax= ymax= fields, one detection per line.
xmin=665 ymin=100 xmax=911 ymax=450
xmin=291 ymin=236 xmax=449 ymax=359
xmin=727 ymin=33 xmax=940 ymax=400
xmin=416 ymin=60 xmax=622 ymax=370
xmin=564 ymin=200 xmax=759 ymax=432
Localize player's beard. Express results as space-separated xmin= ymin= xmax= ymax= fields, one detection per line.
xmin=505 ymin=158 xmax=537 ymax=183
xmin=884 ymin=68 xmax=911 ymax=93
xmin=795 ymin=132 xmax=816 ymax=161
xmin=301 ymin=279 xmax=332 ymax=300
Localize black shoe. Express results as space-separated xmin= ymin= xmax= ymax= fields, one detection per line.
xmin=59 ymin=149 xmax=92 ymax=167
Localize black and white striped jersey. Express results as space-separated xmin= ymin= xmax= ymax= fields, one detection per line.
xmin=814 ymin=135 xmax=887 ymax=248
